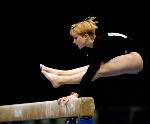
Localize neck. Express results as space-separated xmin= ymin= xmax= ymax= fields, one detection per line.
xmin=86 ymin=39 xmax=94 ymax=48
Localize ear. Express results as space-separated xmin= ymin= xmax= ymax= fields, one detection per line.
xmin=84 ymin=34 xmax=89 ymax=39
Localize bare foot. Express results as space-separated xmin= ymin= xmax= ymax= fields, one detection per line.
xmin=40 ymin=64 xmax=62 ymax=75
xmin=41 ymin=70 xmax=61 ymax=88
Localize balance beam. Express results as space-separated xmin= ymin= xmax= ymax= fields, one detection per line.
xmin=0 ymin=97 xmax=95 ymax=122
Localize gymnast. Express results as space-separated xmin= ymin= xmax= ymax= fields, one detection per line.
xmin=40 ymin=17 xmax=148 ymax=124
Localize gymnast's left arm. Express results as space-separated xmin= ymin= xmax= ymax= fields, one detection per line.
xmin=57 ymin=92 xmax=79 ymax=105
xmin=57 ymin=52 xmax=143 ymax=104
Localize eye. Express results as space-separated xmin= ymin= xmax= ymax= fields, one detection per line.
xmin=73 ymin=37 xmax=78 ymax=39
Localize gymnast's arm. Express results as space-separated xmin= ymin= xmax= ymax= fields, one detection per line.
xmin=74 ymin=52 xmax=143 ymax=95
xmin=58 ymin=51 xmax=144 ymax=103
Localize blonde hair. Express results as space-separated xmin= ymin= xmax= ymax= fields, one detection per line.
xmin=70 ymin=17 xmax=98 ymax=40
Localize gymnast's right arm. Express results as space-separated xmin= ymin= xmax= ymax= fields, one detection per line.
xmin=56 ymin=51 xmax=144 ymax=104
xmin=69 ymin=51 xmax=143 ymax=98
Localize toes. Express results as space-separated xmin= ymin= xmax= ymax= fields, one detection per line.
xmin=41 ymin=71 xmax=49 ymax=80
xmin=40 ymin=64 xmax=51 ymax=72
xmin=40 ymin=64 xmax=44 ymax=70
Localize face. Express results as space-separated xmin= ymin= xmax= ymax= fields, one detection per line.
xmin=72 ymin=34 xmax=86 ymax=49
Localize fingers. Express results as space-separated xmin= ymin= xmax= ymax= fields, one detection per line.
xmin=64 ymin=97 xmax=70 ymax=105
xmin=57 ymin=98 xmax=61 ymax=104
xmin=57 ymin=94 xmax=78 ymax=105
xmin=57 ymin=97 xmax=64 ymax=104
xmin=57 ymin=96 xmax=70 ymax=105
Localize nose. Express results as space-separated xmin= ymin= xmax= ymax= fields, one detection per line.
xmin=73 ymin=40 xmax=76 ymax=43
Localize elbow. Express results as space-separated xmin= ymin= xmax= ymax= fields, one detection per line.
xmin=128 ymin=52 xmax=143 ymax=74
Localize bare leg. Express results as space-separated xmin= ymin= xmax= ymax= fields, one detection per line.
xmin=41 ymin=70 xmax=86 ymax=88
xmin=40 ymin=64 xmax=89 ymax=76
xmin=41 ymin=52 xmax=143 ymax=88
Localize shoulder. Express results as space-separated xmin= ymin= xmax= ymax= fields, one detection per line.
xmin=94 ymin=32 xmax=132 ymax=50
xmin=94 ymin=32 xmax=132 ymax=43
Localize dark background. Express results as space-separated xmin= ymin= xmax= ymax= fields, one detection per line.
xmin=1 ymin=2 xmax=149 ymax=106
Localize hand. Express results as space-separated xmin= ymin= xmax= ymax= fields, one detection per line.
xmin=57 ymin=92 xmax=79 ymax=105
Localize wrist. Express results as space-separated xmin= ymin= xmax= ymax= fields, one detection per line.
xmin=71 ymin=92 xmax=79 ymax=97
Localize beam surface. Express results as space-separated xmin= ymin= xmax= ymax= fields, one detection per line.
xmin=0 ymin=97 xmax=95 ymax=122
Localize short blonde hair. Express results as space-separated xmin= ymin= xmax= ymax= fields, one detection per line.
xmin=70 ymin=17 xmax=98 ymax=40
